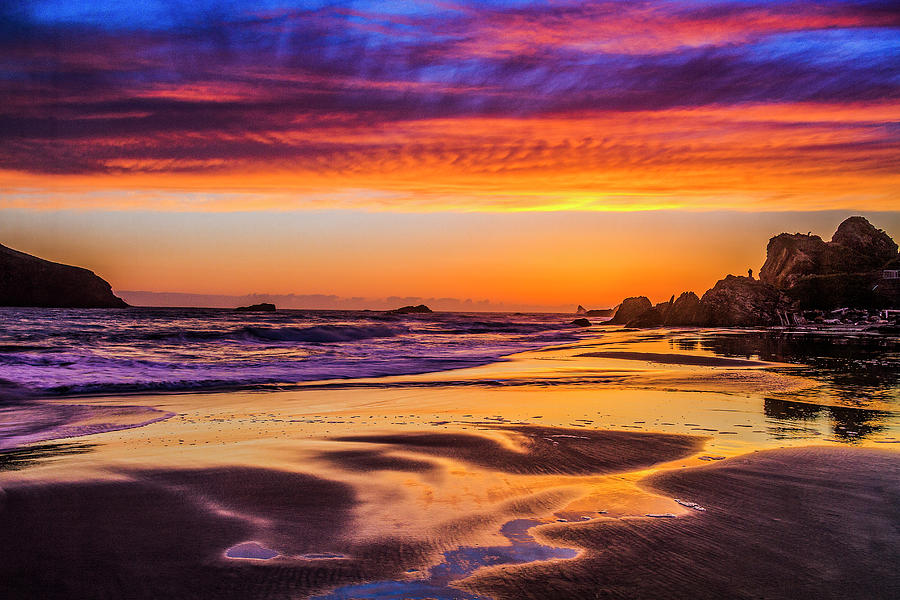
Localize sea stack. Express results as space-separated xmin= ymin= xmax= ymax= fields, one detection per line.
xmin=0 ymin=243 xmax=128 ymax=308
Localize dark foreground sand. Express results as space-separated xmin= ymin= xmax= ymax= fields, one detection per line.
xmin=1 ymin=429 xmax=897 ymax=599
xmin=460 ymin=446 xmax=900 ymax=600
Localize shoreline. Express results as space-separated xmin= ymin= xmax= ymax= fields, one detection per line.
xmin=3 ymin=325 xmax=896 ymax=460
xmin=3 ymin=319 xmax=896 ymax=404
xmin=1 ymin=325 xmax=897 ymax=599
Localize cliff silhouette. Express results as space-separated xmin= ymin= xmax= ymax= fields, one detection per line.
xmin=0 ymin=244 xmax=128 ymax=308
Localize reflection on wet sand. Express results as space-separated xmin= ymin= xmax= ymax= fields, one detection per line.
xmin=683 ymin=329 xmax=900 ymax=407
xmin=460 ymin=447 xmax=900 ymax=600
xmin=764 ymin=397 xmax=892 ymax=442
xmin=0 ymin=327 xmax=897 ymax=599
xmin=0 ymin=426 xmax=703 ymax=599
xmin=311 ymin=519 xmax=577 ymax=600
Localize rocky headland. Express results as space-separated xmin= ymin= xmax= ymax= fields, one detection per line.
xmin=0 ymin=243 xmax=128 ymax=308
xmin=607 ymin=216 xmax=899 ymax=328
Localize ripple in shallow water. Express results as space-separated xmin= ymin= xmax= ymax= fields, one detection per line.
xmin=312 ymin=519 xmax=577 ymax=600
xmin=225 ymin=542 xmax=279 ymax=560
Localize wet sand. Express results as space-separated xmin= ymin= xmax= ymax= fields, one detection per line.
xmin=1 ymin=436 xmax=897 ymax=599
xmin=331 ymin=426 xmax=705 ymax=475
xmin=460 ymin=447 xmax=900 ymax=600
xmin=1 ymin=328 xmax=898 ymax=599
xmin=575 ymin=350 xmax=776 ymax=367
xmin=0 ymin=427 xmax=703 ymax=600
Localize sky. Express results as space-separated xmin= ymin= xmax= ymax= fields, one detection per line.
xmin=1 ymin=1 xmax=898 ymax=309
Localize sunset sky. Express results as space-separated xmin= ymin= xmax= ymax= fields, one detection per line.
xmin=2 ymin=1 xmax=898 ymax=309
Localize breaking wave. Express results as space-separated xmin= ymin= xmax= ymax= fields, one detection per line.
xmin=0 ymin=307 xmax=595 ymax=397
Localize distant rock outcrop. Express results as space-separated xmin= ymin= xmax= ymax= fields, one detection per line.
xmin=235 ymin=302 xmax=276 ymax=312
xmin=576 ymin=304 xmax=615 ymax=317
xmin=608 ymin=296 xmax=652 ymax=325
xmin=388 ymin=304 xmax=432 ymax=314
xmin=0 ymin=243 xmax=128 ymax=308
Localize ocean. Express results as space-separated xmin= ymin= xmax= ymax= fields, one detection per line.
xmin=0 ymin=307 xmax=589 ymax=397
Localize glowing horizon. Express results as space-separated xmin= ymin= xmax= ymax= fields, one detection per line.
xmin=4 ymin=209 xmax=898 ymax=310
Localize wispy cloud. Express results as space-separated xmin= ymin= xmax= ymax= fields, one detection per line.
xmin=2 ymin=1 xmax=898 ymax=210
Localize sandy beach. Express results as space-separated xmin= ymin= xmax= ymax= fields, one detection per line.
xmin=1 ymin=324 xmax=897 ymax=599
xmin=6 ymin=1 xmax=900 ymax=596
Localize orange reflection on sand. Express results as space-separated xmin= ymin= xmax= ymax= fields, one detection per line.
xmin=2 ymin=329 xmax=896 ymax=599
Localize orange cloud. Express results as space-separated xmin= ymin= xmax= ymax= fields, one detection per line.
xmin=3 ymin=102 xmax=897 ymax=212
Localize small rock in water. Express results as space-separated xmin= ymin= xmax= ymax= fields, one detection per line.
xmin=645 ymin=513 xmax=677 ymax=518
xmin=698 ymin=455 xmax=726 ymax=461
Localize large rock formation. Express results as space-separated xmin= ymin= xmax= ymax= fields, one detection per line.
xmin=626 ymin=307 xmax=664 ymax=328
xmin=759 ymin=233 xmax=833 ymax=289
xmin=698 ymin=275 xmax=783 ymax=326
xmin=609 ymin=216 xmax=898 ymax=328
xmin=665 ymin=292 xmax=705 ymax=326
xmin=760 ymin=216 xmax=899 ymax=309
xmin=608 ymin=296 xmax=652 ymax=325
xmin=785 ymin=273 xmax=882 ymax=311
xmin=626 ymin=296 xmax=676 ymax=327
xmin=622 ymin=283 xmax=782 ymax=328
xmin=831 ymin=216 xmax=898 ymax=264
xmin=0 ymin=243 xmax=128 ymax=308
